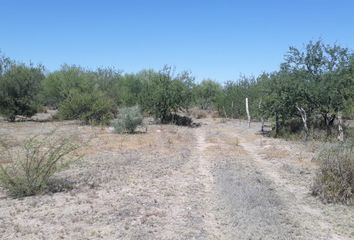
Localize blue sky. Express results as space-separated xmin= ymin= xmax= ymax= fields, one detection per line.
xmin=1 ymin=0 xmax=353 ymax=82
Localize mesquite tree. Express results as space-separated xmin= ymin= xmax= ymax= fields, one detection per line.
xmin=0 ymin=58 xmax=44 ymax=121
xmin=140 ymin=66 xmax=194 ymax=123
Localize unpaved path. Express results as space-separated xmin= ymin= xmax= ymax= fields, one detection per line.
xmin=0 ymin=119 xmax=353 ymax=239
xmin=232 ymin=123 xmax=354 ymax=240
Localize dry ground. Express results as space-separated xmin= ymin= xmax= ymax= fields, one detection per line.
xmin=0 ymin=118 xmax=353 ymax=239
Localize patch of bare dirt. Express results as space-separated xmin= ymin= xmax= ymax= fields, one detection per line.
xmin=0 ymin=118 xmax=353 ymax=239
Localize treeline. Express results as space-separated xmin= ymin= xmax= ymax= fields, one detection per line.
xmin=203 ymin=40 xmax=354 ymax=139
xmin=1 ymin=40 xmax=354 ymax=138
xmin=0 ymin=62 xmax=195 ymax=125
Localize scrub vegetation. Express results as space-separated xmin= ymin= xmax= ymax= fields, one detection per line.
xmin=0 ymin=40 xmax=354 ymax=238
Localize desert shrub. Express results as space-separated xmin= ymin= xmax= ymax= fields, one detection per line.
xmin=312 ymin=142 xmax=354 ymax=204
xmin=0 ymin=64 xmax=45 ymax=121
xmin=40 ymin=65 xmax=96 ymax=108
xmin=193 ymin=79 xmax=222 ymax=110
xmin=189 ymin=108 xmax=208 ymax=119
xmin=59 ymin=90 xmax=115 ymax=125
xmin=216 ymin=77 xmax=261 ymax=119
xmin=112 ymin=105 xmax=144 ymax=133
xmin=116 ymin=73 xmax=144 ymax=106
xmin=163 ymin=113 xmax=193 ymax=126
xmin=0 ymin=134 xmax=80 ymax=198
xmin=139 ymin=66 xmax=194 ymax=123
xmin=195 ymin=111 xmax=207 ymax=119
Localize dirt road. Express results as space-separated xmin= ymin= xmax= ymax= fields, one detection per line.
xmin=0 ymin=119 xmax=353 ymax=239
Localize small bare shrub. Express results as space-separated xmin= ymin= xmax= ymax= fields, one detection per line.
xmin=195 ymin=111 xmax=207 ymax=119
xmin=189 ymin=108 xmax=207 ymax=119
xmin=0 ymin=133 xmax=80 ymax=198
xmin=112 ymin=105 xmax=144 ymax=134
xmin=312 ymin=142 xmax=354 ymax=204
xmin=211 ymin=111 xmax=220 ymax=118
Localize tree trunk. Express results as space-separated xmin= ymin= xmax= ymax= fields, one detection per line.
xmin=275 ymin=113 xmax=280 ymax=137
xmin=323 ymin=113 xmax=336 ymax=137
xmin=296 ymin=105 xmax=308 ymax=140
xmin=8 ymin=114 xmax=16 ymax=122
xmin=260 ymin=115 xmax=265 ymax=133
xmin=337 ymin=112 xmax=344 ymax=142
xmin=231 ymin=101 xmax=234 ymax=118
xmin=259 ymin=99 xmax=264 ymax=133
xmin=223 ymin=106 xmax=228 ymax=119
xmin=245 ymin=97 xmax=250 ymax=128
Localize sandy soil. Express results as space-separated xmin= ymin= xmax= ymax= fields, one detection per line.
xmin=0 ymin=118 xmax=353 ymax=239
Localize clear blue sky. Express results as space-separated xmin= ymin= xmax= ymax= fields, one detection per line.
xmin=1 ymin=0 xmax=353 ymax=82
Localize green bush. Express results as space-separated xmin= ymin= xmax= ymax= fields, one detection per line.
xmin=0 ymin=134 xmax=80 ymax=198
xmin=0 ymin=64 xmax=44 ymax=121
xmin=40 ymin=65 xmax=96 ymax=108
xmin=112 ymin=105 xmax=144 ymax=133
xmin=139 ymin=66 xmax=194 ymax=123
xmin=115 ymin=73 xmax=143 ymax=106
xmin=193 ymin=79 xmax=222 ymax=110
xmin=312 ymin=142 xmax=354 ymax=204
xmin=59 ymin=90 xmax=115 ymax=125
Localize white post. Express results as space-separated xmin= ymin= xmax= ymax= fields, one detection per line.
xmin=246 ymin=97 xmax=250 ymax=128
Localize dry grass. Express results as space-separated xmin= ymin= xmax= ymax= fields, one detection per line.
xmin=0 ymin=132 xmax=81 ymax=198
xmin=188 ymin=108 xmax=208 ymax=119
xmin=1 ymin=118 xmax=353 ymax=239
xmin=261 ymin=146 xmax=290 ymax=159
xmin=312 ymin=143 xmax=354 ymax=204
xmin=76 ymin=129 xmax=153 ymax=155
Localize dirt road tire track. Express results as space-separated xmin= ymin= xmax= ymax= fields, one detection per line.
xmin=1 ymin=119 xmax=353 ymax=239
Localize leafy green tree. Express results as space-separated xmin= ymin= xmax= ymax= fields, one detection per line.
xmin=117 ymin=73 xmax=143 ymax=106
xmin=140 ymin=66 xmax=194 ymax=123
xmin=0 ymin=53 xmax=13 ymax=76
xmin=59 ymin=89 xmax=115 ymax=125
xmin=194 ymin=79 xmax=222 ymax=110
xmin=41 ymin=65 xmax=119 ymax=125
xmin=94 ymin=67 xmax=122 ymax=105
xmin=260 ymin=72 xmax=304 ymax=134
xmin=281 ymin=40 xmax=352 ymax=129
xmin=259 ymin=40 xmax=354 ymax=138
xmin=216 ymin=76 xmax=261 ymax=119
xmin=0 ymin=62 xmax=44 ymax=121
xmin=41 ymin=65 xmax=96 ymax=108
